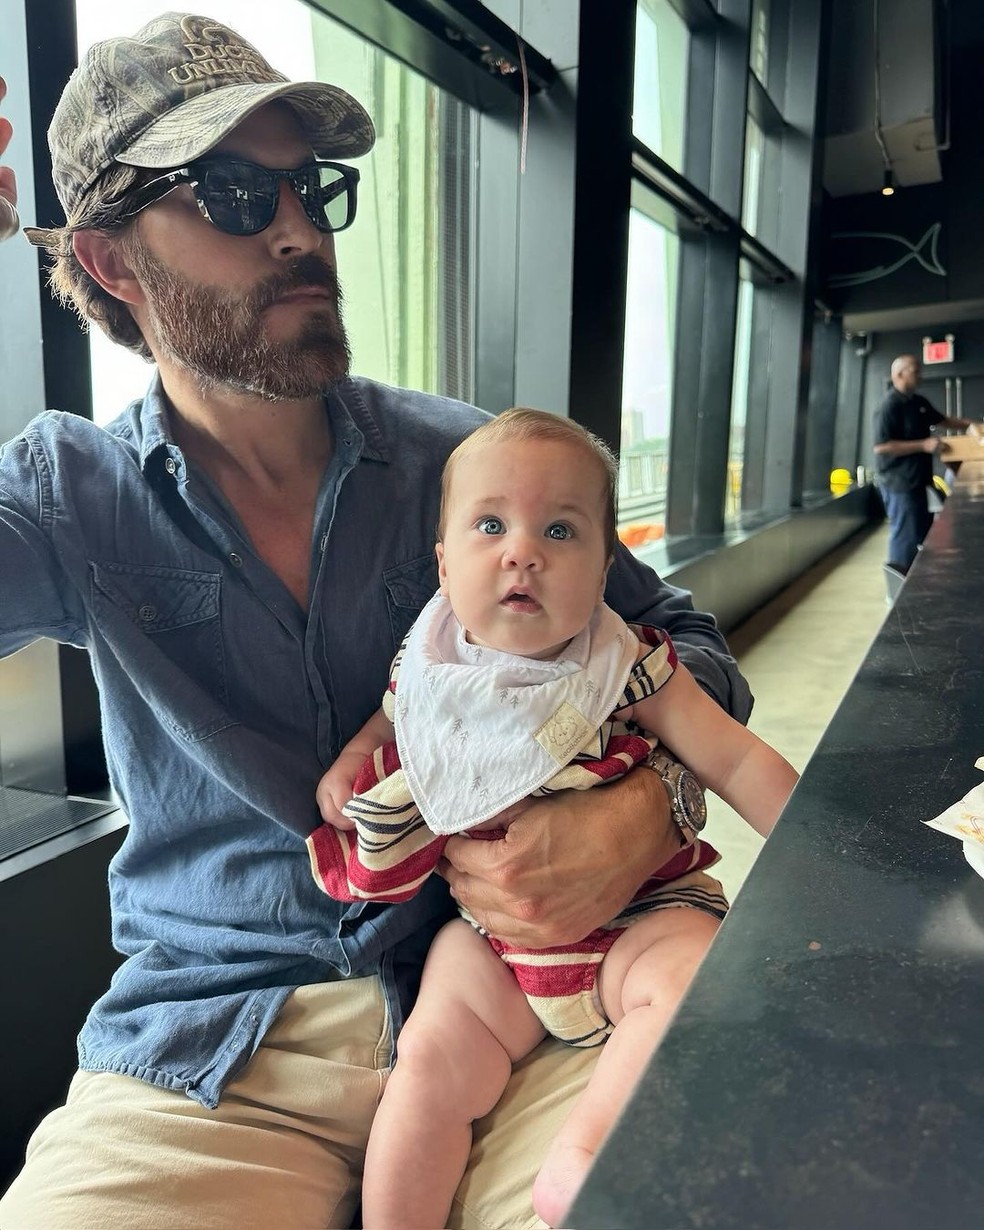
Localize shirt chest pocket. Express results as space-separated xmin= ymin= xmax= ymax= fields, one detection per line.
xmin=382 ymin=553 xmax=439 ymax=650
xmin=91 ymin=562 xmax=230 ymax=738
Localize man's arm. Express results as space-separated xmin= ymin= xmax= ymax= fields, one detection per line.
xmin=873 ymin=436 xmax=940 ymax=458
xmin=938 ymin=415 xmax=984 ymax=434
xmin=874 ymin=418 xmax=984 ymax=459
xmin=439 ymin=767 xmax=679 ymax=948
xmin=604 ymin=542 xmax=752 ymax=723
xmin=0 ymin=435 xmax=81 ymax=658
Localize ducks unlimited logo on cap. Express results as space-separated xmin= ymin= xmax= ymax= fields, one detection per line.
xmin=47 ymin=11 xmax=375 ymax=223
xmin=166 ymin=17 xmax=276 ymax=86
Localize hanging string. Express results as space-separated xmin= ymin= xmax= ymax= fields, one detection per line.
xmin=516 ymin=33 xmax=530 ymax=175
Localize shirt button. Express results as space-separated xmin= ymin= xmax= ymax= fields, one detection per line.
xmin=229 ymin=552 xmax=243 ymax=568
xmin=164 ymin=457 xmax=177 ymax=475
xmin=138 ymin=604 xmax=157 ymax=622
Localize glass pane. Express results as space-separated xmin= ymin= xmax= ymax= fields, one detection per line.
xmin=741 ymin=114 xmax=765 ymax=237
xmin=633 ymin=0 xmax=689 ymax=173
xmin=750 ymin=0 xmax=771 ymax=84
xmin=75 ymin=0 xmax=475 ymax=425
xmin=725 ymin=277 xmax=755 ymax=527
xmin=619 ymin=207 xmax=679 ymax=545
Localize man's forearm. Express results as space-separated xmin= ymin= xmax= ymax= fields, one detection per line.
xmin=619 ymin=763 xmax=686 ymax=872
xmin=941 ymin=415 xmax=984 ymax=433
xmin=874 ymin=439 xmax=931 ymax=457
xmin=605 ymin=544 xmax=753 ymax=725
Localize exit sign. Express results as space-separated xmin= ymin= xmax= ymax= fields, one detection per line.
xmin=922 ymin=335 xmax=955 ymax=365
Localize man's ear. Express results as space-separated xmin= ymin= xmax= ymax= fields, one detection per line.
xmin=435 ymin=542 xmax=449 ymax=595
xmin=72 ymin=230 xmax=144 ymax=306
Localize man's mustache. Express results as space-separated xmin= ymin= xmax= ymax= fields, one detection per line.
xmin=251 ymin=256 xmax=341 ymax=311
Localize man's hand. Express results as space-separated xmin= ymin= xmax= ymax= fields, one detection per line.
xmin=0 ymin=77 xmax=20 ymax=242
xmin=923 ymin=436 xmax=941 ymax=454
xmin=437 ymin=767 xmax=680 ymax=948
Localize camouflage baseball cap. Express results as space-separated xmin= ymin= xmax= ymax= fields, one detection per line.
xmin=48 ymin=11 xmax=375 ymax=223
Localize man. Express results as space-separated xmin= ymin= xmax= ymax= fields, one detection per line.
xmin=873 ymin=353 xmax=981 ymax=574
xmin=0 ymin=16 xmax=751 ymax=1228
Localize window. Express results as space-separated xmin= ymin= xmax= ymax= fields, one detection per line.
xmin=726 ymin=276 xmax=755 ymax=527
xmin=632 ymin=0 xmax=689 ymax=173
xmin=618 ymin=195 xmax=679 ymax=542
xmin=750 ymin=0 xmax=771 ymax=84
xmin=741 ymin=114 xmax=765 ymax=238
xmin=76 ymin=0 xmax=475 ymax=425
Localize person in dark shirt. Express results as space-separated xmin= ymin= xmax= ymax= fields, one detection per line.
xmin=873 ymin=353 xmax=981 ymax=573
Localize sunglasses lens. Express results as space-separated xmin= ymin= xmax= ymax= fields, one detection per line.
xmin=191 ymin=160 xmax=357 ymax=236
xmin=301 ymin=165 xmax=356 ymax=233
xmin=199 ymin=162 xmax=278 ymax=236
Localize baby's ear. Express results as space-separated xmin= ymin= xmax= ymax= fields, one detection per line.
xmin=436 ymin=542 xmax=449 ymax=595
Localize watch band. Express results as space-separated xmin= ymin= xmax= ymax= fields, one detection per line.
xmin=645 ymin=746 xmax=707 ymax=842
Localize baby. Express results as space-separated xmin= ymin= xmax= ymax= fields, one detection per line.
xmin=309 ymin=407 xmax=798 ymax=1227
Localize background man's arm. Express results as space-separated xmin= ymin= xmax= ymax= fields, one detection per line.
xmin=873 ymin=437 xmax=940 ymax=457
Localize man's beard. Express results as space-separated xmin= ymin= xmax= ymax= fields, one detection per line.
xmin=127 ymin=245 xmax=352 ymax=400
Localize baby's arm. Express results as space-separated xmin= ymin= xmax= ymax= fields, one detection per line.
xmin=316 ymin=707 xmax=396 ymax=829
xmin=621 ymin=643 xmax=798 ymax=837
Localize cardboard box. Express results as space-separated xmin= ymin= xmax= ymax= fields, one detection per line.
xmin=937 ymin=434 xmax=984 ymax=463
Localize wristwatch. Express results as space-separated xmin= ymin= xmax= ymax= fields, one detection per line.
xmin=645 ymin=747 xmax=707 ymax=843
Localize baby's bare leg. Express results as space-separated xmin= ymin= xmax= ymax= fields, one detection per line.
xmin=532 ymin=907 xmax=719 ymax=1227
xmin=362 ymin=918 xmax=546 ymax=1229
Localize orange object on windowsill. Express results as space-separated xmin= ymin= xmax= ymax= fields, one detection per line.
xmin=618 ymin=523 xmax=665 ymax=548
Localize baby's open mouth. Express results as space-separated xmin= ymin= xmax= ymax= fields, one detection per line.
xmin=501 ymin=590 xmax=541 ymax=612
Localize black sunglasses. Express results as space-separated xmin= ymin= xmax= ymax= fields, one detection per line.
xmin=120 ymin=156 xmax=360 ymax=237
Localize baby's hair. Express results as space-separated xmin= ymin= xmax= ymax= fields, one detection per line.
xmin=439 ymin=407 xmax=618 ymax=555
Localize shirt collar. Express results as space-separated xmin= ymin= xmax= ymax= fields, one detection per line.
xmin=131 ymin=372 xmax=390 ymax=475
xmin=328 ymin=378 xmax=389 ymax=463
xmin=134 ymin=372 xmax=175 ymax=473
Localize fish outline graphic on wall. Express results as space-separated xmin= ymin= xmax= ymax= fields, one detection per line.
xmin=828 ymin=222 xmax=946 ymax=288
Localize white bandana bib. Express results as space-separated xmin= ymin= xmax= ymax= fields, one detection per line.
xmin=392 ymin=594 xmax=639 ymax=834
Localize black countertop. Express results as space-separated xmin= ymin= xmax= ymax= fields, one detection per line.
xmin=569 ymin=469 xmax=984 ymax=1230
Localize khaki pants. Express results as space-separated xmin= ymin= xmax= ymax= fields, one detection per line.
xmin=0 ymin=977 xmax=597 ymax=1230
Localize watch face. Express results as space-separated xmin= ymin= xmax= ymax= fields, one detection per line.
xmin=678 ymin=770 xmax=707 ymax=832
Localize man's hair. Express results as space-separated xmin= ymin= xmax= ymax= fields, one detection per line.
xmin=439 ymin=407 xmax=619 ymax=556
xmin=27 ymin=164 xmax=155 ymax=360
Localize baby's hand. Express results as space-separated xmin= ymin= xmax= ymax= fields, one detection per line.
xmin=315 ymin=765 xmax=358 ymax=831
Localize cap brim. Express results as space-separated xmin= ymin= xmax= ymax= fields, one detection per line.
xmin=117 ymin=79 xmax=375 ymax=167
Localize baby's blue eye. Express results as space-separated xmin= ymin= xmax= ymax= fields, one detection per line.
xmin=476 ymin=516 xmax=505 ymax=535
xmin=546 ymin=523 xmax=574 ymax=540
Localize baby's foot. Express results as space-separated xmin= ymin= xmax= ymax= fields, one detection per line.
xmin=532 ymin=1143 xmax=595 ymax=1228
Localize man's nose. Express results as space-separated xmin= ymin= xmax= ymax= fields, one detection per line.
xmin=265 ymin=182 xmax=326 ymax=259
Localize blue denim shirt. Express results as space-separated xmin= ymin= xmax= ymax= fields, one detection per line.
xmin=0 ymin=375 xmax=751 ymax=1109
